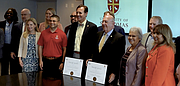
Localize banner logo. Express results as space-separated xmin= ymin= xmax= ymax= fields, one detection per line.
xmin=108 ymin=0 xmax=120 ymax=14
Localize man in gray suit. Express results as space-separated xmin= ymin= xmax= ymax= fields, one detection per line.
xmin=141 ymin=16 xmax=163 ymax=53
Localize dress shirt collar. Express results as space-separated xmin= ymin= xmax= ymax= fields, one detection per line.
xmin=103 ymin=28 xmax=114 ymax=37
xmin=78 ymin=19 xmax=87 ymax=27
xmin=6 ymin=21 xmax=13 ymax=26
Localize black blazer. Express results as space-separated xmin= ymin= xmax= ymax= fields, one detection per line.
xmin=0 ymin=21 xmax=21 ymax=55
xmin=66 ymin=20 xmax=98 ymax=60
xmin=11 ymin=22 xmax=23 ymax=55
xmin=0 ymin=20 xmax=19 ymax=36
xmin=93 ymin=29 xmax=125 ymax=82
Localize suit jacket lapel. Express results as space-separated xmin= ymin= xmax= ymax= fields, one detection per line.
xmin=20 ymin=22 xmax=23 ymax=32
xmin=82 ymin=20 xmax=89 ymax=37
xmin=146 ymin=45 xmax=158 ymax=61
xmin=126 ymin=42 xmax=141 ymax=62
xmin=97 ymin=31 xmax=104 ymax=43
xmin=104 ymin=29 xmax=115 ymax=45
xmin=100 ymin=29 xmax=115 ymax=52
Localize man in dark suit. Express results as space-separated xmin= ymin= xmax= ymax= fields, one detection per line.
xmin=0 ymin=8 xmax=19 ymax=75
xmin=10 ymin=8 xmax=31 ymax=74
xmin=87 ymin=11 xmax=125 ymax=85
xmin=64 ymin=11 xmax=77 ymax=35
xmin=11 ymin=8 xmax=31 ymax=60
xmin=66 ymin=4 xmax=98 ymax=78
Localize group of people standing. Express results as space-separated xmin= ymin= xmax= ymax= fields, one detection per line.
xmin=0 ymin=4 xmax=179 ymax=86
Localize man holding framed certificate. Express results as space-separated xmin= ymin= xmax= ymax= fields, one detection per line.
xmin=87 ymin=11 xmax=125 ymax=85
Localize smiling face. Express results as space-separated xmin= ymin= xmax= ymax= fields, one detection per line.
xmin=149 ymin=18 xmax=159 ymax=33
xmin=102 ymin=15 xmax=115 ymax=33
xmin=70 ymin=11 xmax=77 ymax=23
xmin=27 ymin=21 xmax=36 ymax=33
xmin=128 ymin=30 xmax=141 ymax=47
xmin=45 ymin=10 xmax=53 ymax=21
xmin=152 ymin=28 xmax=164 ymax=45
xmin=49 ymin=17 xmax=58 ymax=29
xmin=76 ymin=7 xmax=87 ymax=23
xmin=6 ymin=9 xmax=14 ymax=21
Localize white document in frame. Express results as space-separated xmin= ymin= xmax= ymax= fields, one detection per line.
xmin=85 ymin=61 xmax=108 ymax=84
xmin=63 ymin=57 xmax=84 ymax=78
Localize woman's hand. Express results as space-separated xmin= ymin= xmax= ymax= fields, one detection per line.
xmin=19 ymin=57 xmax=23 ymax=68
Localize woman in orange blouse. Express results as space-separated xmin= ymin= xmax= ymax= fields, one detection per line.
xmin=145 ymin=24 xmax=176 ymax=86
xmin=39 ymin=8 xmax=63 ymax=32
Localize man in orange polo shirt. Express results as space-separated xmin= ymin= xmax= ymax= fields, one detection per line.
xmin=38 ymin=15 xmax=67 ymax=74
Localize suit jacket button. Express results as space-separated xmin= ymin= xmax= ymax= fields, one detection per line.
xmin=146 ymin=75 xmax=148 ymax=77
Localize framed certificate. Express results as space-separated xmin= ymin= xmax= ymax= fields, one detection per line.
xmin=63 ymin=57 xmax=84 ymax=78
xmin=85 ymin=61 xmax=108 ymax=84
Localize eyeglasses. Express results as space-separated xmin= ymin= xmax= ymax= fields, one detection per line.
xmin=70 ymin=15 xmax=77 ymax=17
xmin=49 ymin=20 xmax=57 ymax=22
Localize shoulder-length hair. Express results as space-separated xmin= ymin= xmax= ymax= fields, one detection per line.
xmin=4 ymin=8 xmax=18 ymax=22
xmin=153 ymin=24 xmax=176 ymax=53
xmin=45 ymin=8 xmax=56 ymax=28
xmin=23 ymin=18 xmax=39 ymax=38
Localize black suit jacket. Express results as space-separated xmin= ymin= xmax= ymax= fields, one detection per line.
xmin=66 ymin=20 xmax=98 ymax=60
xmin=0 ymin=20 xmax=19 ymax=55
xmin=11 ymin=22 xmax=23 ymax=55
xmin=93 ymin=29 xmax=125 ymax=83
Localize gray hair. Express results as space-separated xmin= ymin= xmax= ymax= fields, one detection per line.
xmin=22 ymin=8 xmax=31 ymax=14
xmin=151 ymin=16 xmax=163 ymax=24
xmin=129 ymin=26 xmax=143 ymax=40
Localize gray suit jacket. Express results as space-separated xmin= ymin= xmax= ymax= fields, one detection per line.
xmin=119 ymin=42 xmax=147 ymax=86
xmin=141 ymin=32 xmax=150 ymax=46
xmin=141 ymin=32 xmax=154 ymax=53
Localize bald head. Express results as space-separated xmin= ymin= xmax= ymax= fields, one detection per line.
xmin=21 ymin=8 xmax=31 ymax=22
xmin=70 ymin=11 xmax=77 ymax=23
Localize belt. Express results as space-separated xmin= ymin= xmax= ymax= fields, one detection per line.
xmin=43 ymin=56 xmax=59 ymax=60
xmin=74 ymin=51 xmax=80 ymax=54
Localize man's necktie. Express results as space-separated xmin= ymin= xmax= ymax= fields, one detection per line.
xmin=99 ymin=34 xmax=107 ymax=52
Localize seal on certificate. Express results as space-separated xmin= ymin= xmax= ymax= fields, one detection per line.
xmin=70 ymin=71 xmax=74 ymax=75
xmin=93 ymin=77 xmax=97 ymax=81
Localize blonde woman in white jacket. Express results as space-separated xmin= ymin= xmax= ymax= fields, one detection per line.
xmin=18 ymin=18 xmax=41 ymax=72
